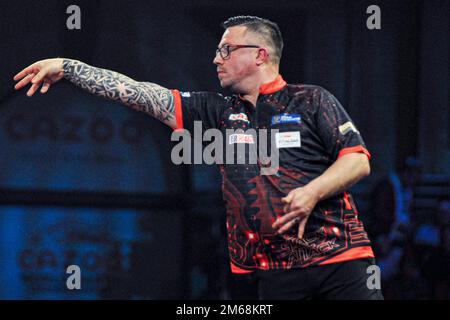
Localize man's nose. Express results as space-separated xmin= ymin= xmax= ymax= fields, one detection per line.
xmin=213 ymin=53 xmax=223 ymax=65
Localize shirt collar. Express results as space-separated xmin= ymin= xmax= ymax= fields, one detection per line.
xmin=237 ymin=75 xmax=287 ymax=103
xmin=258 ymin=75 xmax=287 ymax=94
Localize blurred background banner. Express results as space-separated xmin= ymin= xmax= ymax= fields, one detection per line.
xmin=0 ymin=207 xmax=186 ymax=299
xmin=0 ymin=92 xmax=169 ymax=193
xmin=0 ymin=0 xmax=448 ymax=299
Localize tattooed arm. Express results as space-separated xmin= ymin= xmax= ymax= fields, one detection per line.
xmin=62 ymin=59 xmax=176 ymax=127
xmin=13 ymin=58 xmax=176 ymax=128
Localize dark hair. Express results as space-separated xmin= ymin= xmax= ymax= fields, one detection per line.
xmin=221 ymin=16 xmax=284 ymax=65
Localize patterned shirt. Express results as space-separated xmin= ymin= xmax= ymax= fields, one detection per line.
xmin=172 ymin=75 xmax=374 ymax=273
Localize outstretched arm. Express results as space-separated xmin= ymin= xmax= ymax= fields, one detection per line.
xmin=14 ymin=58 xmax=176 ymax=129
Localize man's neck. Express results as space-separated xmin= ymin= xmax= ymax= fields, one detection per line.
xmin=240 ymin=68 xmax=279 ymax=106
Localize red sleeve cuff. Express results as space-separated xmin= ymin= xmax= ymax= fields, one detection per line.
xmin=171 ymin=89 xmax=183 ymax=131
xmin=338 ymin=145 xmax=371 ymax=160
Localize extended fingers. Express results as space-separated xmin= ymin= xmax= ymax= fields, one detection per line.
xmin=276 ymin=215 xmax=303 ymax=234
xmin=40 ymin=81 xmax=51 ymax=94
xmin=14 ymin=73 xmax=35 ymax=90
xmin=26 ymin=82 xmax=40 ymax=97
xmin=13 ymin=64 xmax=37 ymax=81
xmin=297 ymin=218 xmax=308 ymax=239
xmin=32 ymin=67 xmax=49 ymax=84
xmin=272 ymin=210 xmax=299 ymax=231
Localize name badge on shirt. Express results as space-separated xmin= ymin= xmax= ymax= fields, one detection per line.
xmin=229 ymin=133 xmax=255 ymax=144
xmin=339 ymin=121 xmax=359 ymax=135
xmin=271 ymin=113 xmax=302 ymax=125
xmin=275 ymin=131 xmax=301 ymax=148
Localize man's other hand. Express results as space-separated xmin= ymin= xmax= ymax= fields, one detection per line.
xmin=14 ymin=58 xmax=65 ymax=96
xmin=272 ymin=187 xmax=319 ymax=239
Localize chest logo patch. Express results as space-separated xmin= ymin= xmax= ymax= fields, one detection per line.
xmin=229 ymin=113 xmax=250 ymax=123
xmin=229 ymin=134 xmax=255 ymax=144
xmin=275 ymin=131 xmax=301 ymax=148
xmin=271 ymin=113 xmax=302 ymax=125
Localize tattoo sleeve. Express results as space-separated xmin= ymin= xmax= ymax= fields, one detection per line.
xmin=62 ymin=59 xmax=175 ymax=127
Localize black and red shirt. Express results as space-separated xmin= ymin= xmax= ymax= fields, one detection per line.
xmin=172 ymin=75 xmax=375 ymax=273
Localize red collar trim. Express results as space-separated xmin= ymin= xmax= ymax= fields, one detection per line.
xmin=259 ymin=75 xmax=287 ymax=94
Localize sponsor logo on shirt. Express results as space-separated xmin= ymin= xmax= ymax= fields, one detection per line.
xmin=275 ymin=131 xmax=301 ymax=148
xmin=180 ymin=92 xmax=191 ymax=97
xmin=339 ymin=121 xmax=359 ymax=135
xmin=229 ymin=113 xmax=250 ymax=123
xmin=271 ymin=113 xmax=302 ymax=125
xmin=229 ymin=133 xmax=255 ymax=144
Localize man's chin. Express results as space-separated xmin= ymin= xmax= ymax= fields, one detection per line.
xmin=219 ymin=80 xmax=239 ymax=93
xmin=218 ymin=79 xmax=229 ymax=88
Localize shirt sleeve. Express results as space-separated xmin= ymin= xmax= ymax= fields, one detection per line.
xmin=171 ymin=90 xmax=228 ymax=133
xmin=315 ymin=87 xmax=371 ymax=161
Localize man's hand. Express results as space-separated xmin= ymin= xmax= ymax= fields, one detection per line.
xmin=13 ymin=58 xmax=64 ymax=96
xmin=272 ymin=187 xmax=319 ymax=239
xmin=272 ymin=152 xmax=371 ymax=238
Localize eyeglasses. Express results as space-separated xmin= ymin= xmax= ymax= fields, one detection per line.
xmin=215 ymin=44 xmax=260 ymax=60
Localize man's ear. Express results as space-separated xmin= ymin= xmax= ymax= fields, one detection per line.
xmin=256 ymin=48 xmax=270 ymax=66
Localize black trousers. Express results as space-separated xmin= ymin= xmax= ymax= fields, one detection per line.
xmin=230 ymin=258 xmax=384 ymax=300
